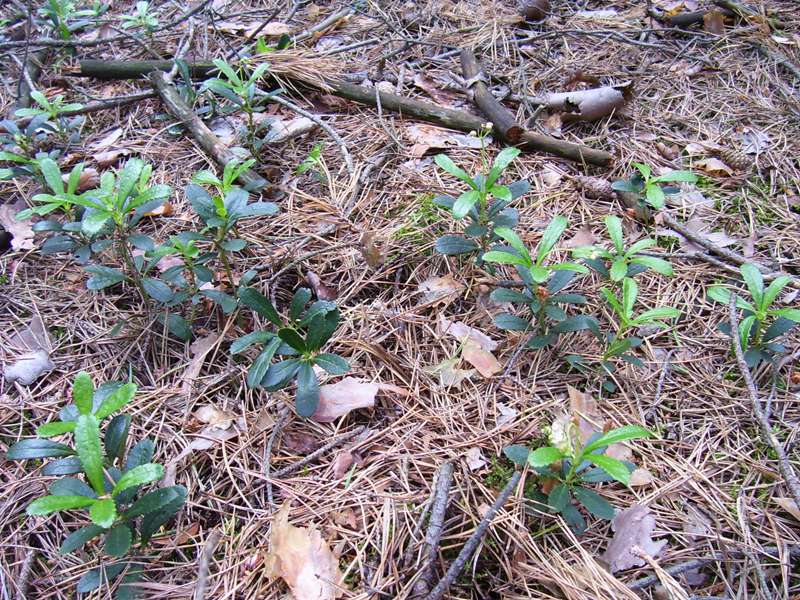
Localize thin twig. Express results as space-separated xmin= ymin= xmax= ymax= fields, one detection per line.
xmin=193 ymin=529 xmax=222 ymax=600
xmin=412 ymin=461 xmax=454 ymax=597
xmin=15 ymin=548 xmax=36 ymax=600
xmin=272 ymin=425 xmax=366 ymax=478
xmin=645 ymin=348 xmax=675 ymax=425
xmin=264 ymin=406 xmax=290 ymax=508
xmin=728 ymin=294 xmax=800 ymax=508
xmin=424 ymin=471 xmax=521 ymax=600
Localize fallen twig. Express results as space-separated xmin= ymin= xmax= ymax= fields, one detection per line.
xmin=193 ymin=529 xmax=222 ymax=600
xmin=412 ymin=461 xmax=454 ymax=598
xmin=149 ymin=70 xmax=267 ymax=191
xmin=272 ymin=425 xmax=366 ymax=478
xmin=728 ymin=295 xmax=800 ymax=509
xmin=424 ymin=471 xmax=521 ymax=600
xmin=15 ymin=547 xmax=36 ymax=600
xmin=264 ymin=406 xmax=290 ymax=508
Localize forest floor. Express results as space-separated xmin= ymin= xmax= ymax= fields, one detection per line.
xmin=1 ymin=1 xmax=800 ymax=599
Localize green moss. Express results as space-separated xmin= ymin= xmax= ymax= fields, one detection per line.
xmin=392 ymin=193 xmax=440 ymax=242
xmin=484 ymin=456 xmax=515 ymax=490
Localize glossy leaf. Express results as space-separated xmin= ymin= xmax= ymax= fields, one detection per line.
xmin=89 ymin=498 xmax=117 ymax=528
xmin=36 ymin=421 xmax=76 ymax=437
xmin=27 ymin=495 xmax=95 ymax=516
xmin=548 ymin=483 xmax=570 ymax=512
xmin=435 ymin=235 xmax=480 ymax=256
xmin=126 ymin=485 xmax=187 ymax=518
xmin=60 ymin=524 xmax=105 ymax=554
xmin=72 ymin=372 xmax=94 ymax=415
xmin=75 ymin=414 xmax=105 ymax=494
xmin=528 ymin=446 xmax=563 ymax=467
xmin=239 ymin=287 xmax=282 ymax=326
xmin=246 ymin=337 xmax=281 ymax=388
xmin=112 ymin=463 xmax=164 ymax=496
xmin=105 ymin=524 xmax=133 ymax=557
xmin=295 ymin=361 xmax=320 ymax=417
xmin=574 ymin=486 xmax=615 ymax=519
xmin=590 ymin=454 xmax=631 ymax=485
xmin=105 ymin=414 xmax=131 ymax=461
xmin=49 ymin=477 xmax=96 ymax=498
xmin=582 ymin=425 xmax=653 ymax=456
xmin=95 ymin=383 xmax=136 ymax=419
xmin=314 ymin=353 xmax=349 ymax=375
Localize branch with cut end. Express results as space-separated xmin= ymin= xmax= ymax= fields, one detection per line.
xmin=148 ymin=70 xmax=267 ymax=191
xmin=424 ymin=471 xmax=521 ymax=600
xmin=728 ymin=294 xmax=800 ymax=508
xmin=411 ymin=461 xmax=454 ymax=598
xmin=77 ymin=60 xmax=614 ymax=166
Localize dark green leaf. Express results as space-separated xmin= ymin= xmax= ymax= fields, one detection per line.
xmin=290 ymin=288 xmax=312 ymax=320
xmin=158 ymin=313 xmax=192 ymax=341
xmin=7 ymin=438 xmax=74 ymax=460
xmin=139 ymin=489 xmax=186 ymax=544
xmin=230 ymin=331 xmax=274 ymax=354
xmin=49 ymin=477 xmax=96 ymax=498
xmin=434 ymin=235 xmax=480 ymax=256
xmin=261 ymin=359 xmax=301 ymax=390
xmin=128 ymin=233 xmax=154 ymax=251
xmin=142 ymin=278 xmax=173 ymax=303
xmin=246 ymin=338 xmax=281 ymax=388
xmin=305 ymin=310 xmax=339 ymax=351
xmin=278 ymin=327 xmax=306 ymax=352
xmin=199 ymin=289 xmax=238 ymax=313
xmin=42 ymin=456 xmax=82 ymax=475
xmin=112 ymin=463 xmax=164 ymax=496
xmin=314 ymin=353 xmax=349 ymax=375
xmin=125 ymin=438 xmax=155 ymax=471
xmin=560 ymin=502 xmax=586 ymax=534
xmin=105 ymin=414 xmax=131 ymax=462
xmin=41 ymin=234 xmax=77 ymax=254
xmin=764 ymin=317 xmax=797 ymax=341
xmin=85 ymin=265 xmax=125 ymax=290
xmin=76 ymin=562 xmax=127 ymax=594
xmin=547 ymin=483 xmax=570 ymax=512
xmin=239 ymin=287 xmax=282 ymax=326
xmin=489 ymin=288 xmax=531 ymax=304
xmin=95 ymin=383 xmax=136 ymax=419
xmin=551 ymin=315 xmax=601 ymax=337
xmin=221 ymin=238 xmax=246 ymax=251
xmin=573 ymin=486 xmax=615 ymax=519
xmin=126 ymin=485 xmax=187 ymax=519
xmin=493 ymin=313 xmax=531 ymax=331
xmin=60 ymin=524 xmax=105 ymax=554
xmin=503 ymin=445 xmax=529 ymax=466
xmin=105 ymin=524 xmax=133 ymax=557
xmin=295 ymin=361 xmax=320 ymax=417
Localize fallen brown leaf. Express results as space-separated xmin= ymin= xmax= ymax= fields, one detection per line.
xmin=181 ymin=334 xmax=220 ymax=396
xmin=313 ymin=377 xmax=405 ymax=422
xmin=264 ymin=503 xmax=345 ymax=600
xmin=418 ymin=274 xmax=463 ymax=304
xmin=305 ymin=270 xmax=337 ymax=301
xmin=465 ymin=447 xmax=487 ymax=471
xmin=423 ymin=358 xmax=475 ymax=389
xmin=695 ymin=157 xmax=733 ymax=177
xmin=629 ymin=468 xmax=654 ymax=487
xmin=358 ymin=232 xmax=385 ymax=267
xmin=331 ymin=451 xmax=354 ymax=478
xmin=193 ymin=405 xmax=236 ymax=430
xmin=0 ymin=202 xmax=34 ymax=251
xmin=462 ymin=340 xmax=501 ymax=378
xmin=602 ymin=504 xmax=667 ymax=573
xmin=563 ymin=226 xmax=596 ymax=249
xmin=438 ymin=315 xmax=498 ymax=351
xmin=703 ymin=10 xmax=725 ymax=34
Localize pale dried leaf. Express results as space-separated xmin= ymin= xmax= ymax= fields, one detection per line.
xmin=563 ymin=226 xmax=596 ymax=249
xmin=540 ymin=164 xmax=563 ymax=188
xmin=739 ymin=128 xmax=771 ymax=154
xmin=629 ymin=468 xmax=654 ymax=487
xmin=0 ymin=202 xmax=34 ymax=251
xmin=439 ymin=315 xmax=498 ymax=351
xmin=695 ymin=157 xmax=733 ymax=177
xmin=264 ymin=117 xmax=317 ymax=144
xmin=423 ymin=358 xmax=475 ymax=389
xmin=3 ymin=350 xmax=54 ymax=385
xmin=90 ymin=127 xmax=123 ymax=151
xmin=540 ymin=112 xmax=563 ymax=137
xmin=7 ymin=314 xmax=51 ymax=351
xmin=418 ymin=274 xmax=463 ymax=304
xmin=359 ymin=232 xmax=385 ymax=267
xmin=181 ymin=334 xmax=220 ymax=396
xmin=193 ymin=405 xmax=236 ymax=430
xmin=264 ymin=503 xmax=345 ymax=600
xmin=534 ymin=84 xmax=629 ymax=122
xmin=465 ymin=447 xmax=487 ymax=471
xmin=462 ymin=340 xmax=501 ymax=378
xmin=312 ymin=377 xmax=405 ymax=422
xmin=258 ymin=21 xmax=293 ymax=36
xmin=95 ymin=148 xmax=131 ymax=168
xmin=412 ymin=74 xmax=461 ymax=107
xmin=603 ymin=505 xmax=667 ymax=573
xmin=683 ymin=504 xmax=713 ymax=541
xmin=305 ymin=271 xmax=337 ymax=300
xmin=496 ymin=402 xmax=518 ymax=427
xmin=331 ymin=451 xmax=354 ymax=478
xmin=567 ymin=385 xmax=599 ymax=443
xmin=774 ymin=497 xmax=800 ymax=521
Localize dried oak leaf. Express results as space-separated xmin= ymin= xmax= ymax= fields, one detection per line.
xmin=438 ymin=315 xmax=498 ymax=351
xmin=264 ymin=503 xmax=345 ymax=600
xmin=695 ymin=157 xmax=733 ymax=177
xmin=4 ymin=350 xmax=55 ymax=385
xmin=602 ymin=504 xmax=667 ymax=573
xmin=312 ymin=377 xmax=406 ymax=423
xmin=462 ymin=340 xmax=501 ymax=378
xmin=0 ymin=202 xmax=34 ymax=251
xmin=305 ymin=271 xmax=337 ymax=301
xmin=418 ymin=274 xmax=463 ymax=305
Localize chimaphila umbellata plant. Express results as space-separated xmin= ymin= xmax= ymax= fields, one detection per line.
xmin=185 ymin=158 xmax=278 ymax=287
xmin=6 ymin=372 xmax=186 ymax=596
xmin=201 ymin=59 xmax=271 ymax=154
xmin=612 ymin=163 xmax=697 ymax=210
xmin=14 ymin=90 xmax=84 ymax=145
xmin=433 ymin=135 xmax=530 ymax=264
xmin=483 ymin=217 xmax=594 ymax=348
xmin=572 ymin=215 xmax=673 ymax=282
xmin=504 ymin=421 xmax=653 ymax=533
xmin=120 ymin=1 xmax=159 ymax=36
xmin=39 ymin=0 xmax=98 ymax=40
xmin=566 ymin=277 xmax=680 ymax=392
xmin=707 ymin=263 xmax=800 ymax=367
xmin=234 ymin=287 xmax=349 ymax=417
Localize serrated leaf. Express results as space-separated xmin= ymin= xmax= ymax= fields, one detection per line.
xmin=112 ymin=463 xmax=164 ymax=496
xmin=590 ymin=454 xmax=631 ymax=485
xmin=36 ymin=421 xmax=77 ymax=437
xmin=27 ymin=495 xmax=95 ymax=516
xmin=548 ymin=483 xmax=570 ymax=512
xmin=582 ymin=425 xmax=653 ymax=456
xmin=105 ymin=524 xmax=133 ymax=557
xmin=89 ymin=498 xmax=117 ymax=528
xmin=85 ymin=265 xmax=126 ymax=290
xmin=60 ymin=524 xmax=105 ymax=554
xmin=49 ymin=477 xmax=96 ymax=498
xmin=125 ymin=485 xmax=187 ymax=518
xmin=503 ymin=444 xmax=529 ymax=466
xmin=72 ymin=372 xmax=94 ymax=415
xmin=75 ymin=414 xmax=105 ymax=495
xmin=76 ymin=562 xmax=127 ymax=594
xmin=142 ymin=278 xmax=173 ymax=303
xmin=95 ymin=383 xmax=136 ymax=420
xmin=528 ymin=446 xmax=564 ymax=467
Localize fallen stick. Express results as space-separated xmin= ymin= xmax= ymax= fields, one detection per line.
xmin=148 ymin=71 xmax=267 ymax=191
xmin=412 ymin=461 xmax=454 ymax=598
xmin=646 ymin=7 xmax=734 ymax=28
xmin=15 ymin=547 xmax=36 ymax=600
xmin=77 ymin=60 xmax=615 ymax=166
xmin=11 ymin=49 xmax=48 ymax=112
xmin=459 ymin=49 xmax=523 ymax=143
xmin=424 ymin=471 xmax=521 ymax=600
xmin=728 ymin=295 xmax=800 ymax=509
xmin=264 ymin=406 xmax=290 ymax=508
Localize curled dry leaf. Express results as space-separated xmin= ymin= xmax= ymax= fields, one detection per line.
xmin=7 ymin=314 xmax=51 ymax=351
xmin=774 ymin=497 xmax=800 ymax=521
xmin=418 ymin=274 xmax=463 ymax=304
xmin=331 ymin=451 xmax=354 ymax=478
xmin=629 ymin=468 xmax=654 ymax=487
xmin=462 ymin=340 xmax=501 ymax=378
xmin=264 ymin=117 xmax=318 ymax=144
xmin=519 ymin=0 xmax=549 ymax=20
xmin=602 ymin=504 xmax=667 ymax=573
xmin=0 ymin=202 xmax=34 ymax=251
xmin=3 ymin=350 xmax=55 ymax=385
xmin=406 ymin=123 xmax=484 ymax=158
xmin=465 ymin=447 xmax=487 ymax=471
xmin=181 ymin=334 xmax=220 ymax=396
xmin=540 ymin=164 xmax=563 ymax=188
xmin=694 ymin=157 xmax=733 ymax=177
xmin=496 ymin=402 xmax=518 ymax=427
xmin=312 ymin=377 xmax=406 ymax=422
xmin=424 ymin=358 xmax=475 ymax=389
xmin=193 ymin=405 xmax=236 ymax=430
xmin=62 ymin=167 xmax=100 ymax=192
xmin=95 ymin=148 xmax=131 ymax=168
xmin=438 ymin=315 xmax=498 ymax=351
xmin=563 ymin=226 xmax=596 ymax=249
xmin=305 ymin=271 xmax=337 ymax=301
xmin=358 ymin=232 xmax=385 ymax=267
xmin=412 ymin=74 xmax=462 ymax=107
xmin=90 ymin=127 xmax=123 ymax=151
xmin=703 ymin=10 xmax=725 ymax=34
xmin=264 ymin=503 xmax=345 ymax=600
xmin=533 ymin=83 xmax=631 ymax=122
xmin=739 ymin=128 xmax=771 ymax=154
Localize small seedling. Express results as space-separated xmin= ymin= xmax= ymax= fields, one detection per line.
xmin=484 ymin=217 xmax=593 ymax=348
xmin=572 ymin=215 xmax=673 ymax=282
xmin=568 ymin=277 xmax=680 ymax=391
xmin=6 ymin=372 xmax=186 ymax=597
xmin=185 ymin=158 xmax=278 ymax=286
xmin=504 ymin=421 xmax=653 ymax=533
xmin=16 ymin=157 xmax=84 ymax=220
xmin=612 ymin=163 xmax=697 ymax=210
xmin=39 ymin=0 xmax=97 ymax=40
xmin=14 ymin=91 xmax=84 ymax=144
xmin=0 ymin=115 xmax=60 ymax=160
xmin=201 ymin=60 xmax=271 ymax=153
xmin=708 ymin=263 xmax=800 ymax=367
xmin=235 ymin=287 xmax=349 ymax=417
xmin=433 ymin=142 xmax=530 ymax=263
xmin=120 ymin=1 xmax=159 ymax=35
